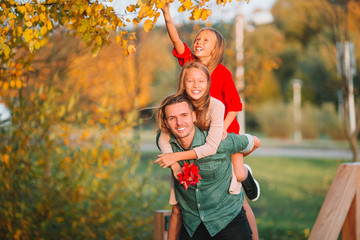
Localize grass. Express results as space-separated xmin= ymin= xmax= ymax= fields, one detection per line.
xmin=139 ymin=151 xmax=349 ymax=240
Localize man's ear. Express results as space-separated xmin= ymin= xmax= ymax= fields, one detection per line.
xmin=192 ymin=111 xmax=196 ymax=122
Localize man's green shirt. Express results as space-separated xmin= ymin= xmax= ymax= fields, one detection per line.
xmin=157 ymin=126 xmax=252 ymax=237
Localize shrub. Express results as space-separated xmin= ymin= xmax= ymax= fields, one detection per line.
xmin=254 ymin=102 xmax=293 ymax=138
xmin=301 ymin=103 xmax=322 ymax=139
xmin=321 ymin=103 xmax=346 ymax=140
xmin=0 ymin=83 xmax=168 ymax=240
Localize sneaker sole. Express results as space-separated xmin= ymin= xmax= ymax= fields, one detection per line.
xmin=244 ymin=164 xmax=260 ymax=201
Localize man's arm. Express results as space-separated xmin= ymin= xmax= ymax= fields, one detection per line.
xmin=221 ymin=133 xmax=260 ymax=156
xmin=168 ymin=204 xmax=182 ymax=240
xmin=161 ymin=3 xmax=185 ymax=54
xmin=244 ymin=136 xmax=260 ymax=157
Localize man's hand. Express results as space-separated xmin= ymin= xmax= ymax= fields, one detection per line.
xmin=154 ymin=152 xmax=177 ymax=168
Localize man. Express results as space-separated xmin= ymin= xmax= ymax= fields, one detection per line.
xmin=156 ymin=94 xmax=260 ymax=239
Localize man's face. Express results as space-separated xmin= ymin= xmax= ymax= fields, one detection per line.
xmin=164 ymin=102 xmax=196 ymax=144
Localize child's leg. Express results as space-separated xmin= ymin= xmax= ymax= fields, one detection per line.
xmin=231 ymin=152 xmax=247 ymax=182
xmin=231 ymin=153 xmax=260 ymax=201
xmin=243 ymin=198 xmax=259 ymax=240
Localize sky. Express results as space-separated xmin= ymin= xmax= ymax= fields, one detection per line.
xmin=106 ymin=0 xmax=277 ymax=26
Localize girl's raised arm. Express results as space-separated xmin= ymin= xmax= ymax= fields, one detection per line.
xmin=161 ymin=3 xmax=185 ymax=55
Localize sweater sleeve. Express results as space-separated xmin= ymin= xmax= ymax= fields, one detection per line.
xmin=193 ymin=97 xmax=225 ymax=159
xmin=158 ymin=131 xmax=173 ymax=154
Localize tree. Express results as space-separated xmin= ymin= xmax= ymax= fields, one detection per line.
xmin=316 ymin=0 xmax=360 ymax=162
xmin=0 ymin=0 xmax=246 ymax=91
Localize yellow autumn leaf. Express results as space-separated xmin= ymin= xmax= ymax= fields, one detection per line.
xmin=178 ymin=6 xmax=186 ymax=12
xmin=86 ymin=6 xmax=91 ymax=15
xmin=201 ymin=9 xmax=209 ymax=20
xmin=183 ymin=0 xmax=193 ymax=9
xmin=2 ymin=154 xmax=10 ymax=169
xmin=40 ymin=26 xmax=47 ymax=36
xmin=8 ymin=12 xmax=16 ymax=20
xmin=126 ymin=5 xmax=135 ymax=12
xmin=15 ymin=79 xmax=22 ymax=89
xmin=104 ymin=24 xmax=113 ymax=32
xmin=95 ymin=35 xmax=102 ymax=45
xmin=17 ymin=5 xmax=26 ymax=14
xmin=25 ymin=21 xmax=33 ymax=27
xmin=143 ymin=19 xmax=153 ymax=32
xmin=47 ymin=21 xmax=53 ymax=30
xmin=0 ymin=43 xmax=11 ymax=58
xmin=23 ymin=28 xmax=33 ymax=42
xmin=24 ymin=13 xmax=30 ymax=21
xmin=0 ymin=15 xmax=6 ymax=23
xmin=192 ymin=8 xmax=201 ymax=20
xmin=206 ymin=9 xmax=212 ymax=17
xmin=115 ymin=35 xmax=121 ymax=43
xmin=34 ymin=40 xmax=41 ymax=50
xmin=2 ymin=82 xmax=9 ymax=90
xmin=39 ymin=13 xmax=47 ymax=22
xmin=13 ymin=229 xmax=21 ymax=240
xmin=127 ymin=44 xmax=136 ymax=54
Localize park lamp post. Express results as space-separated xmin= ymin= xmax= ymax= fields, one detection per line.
xmin=292 ymin=79 xmax=302 ymax=143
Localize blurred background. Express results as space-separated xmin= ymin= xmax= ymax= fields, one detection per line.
xmin=0 ymin=0 xmax=359 ymax=239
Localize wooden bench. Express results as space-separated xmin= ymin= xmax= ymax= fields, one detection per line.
xmin=309 ymin=163 xmax=360 ymax=239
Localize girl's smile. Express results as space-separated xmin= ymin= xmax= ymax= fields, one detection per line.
xmin=193 ymin=30 xmax=216 ymax=62
xmin=184 ymin=68 xmax=209 ymax=100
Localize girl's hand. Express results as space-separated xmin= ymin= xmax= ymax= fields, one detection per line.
xmin=154 ymin=153 xmax=177 ymax=168
xmin=161 ymin=2 xmax=170 ymax=13
xmin=221 ymin=129 xmax=228 ymax=140
xmin=171 ymin=163 xmax=182 ymax=180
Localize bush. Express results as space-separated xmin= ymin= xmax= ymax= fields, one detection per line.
xmin=254 ymin=102 xmax=293 ymax=138
xmin=321 ymin=103 xmax=346 ymax=140
xmin=301 ymin=103 xmax=322 ymax=139
xmin=0 ymin=83 xmax=168 ymax=239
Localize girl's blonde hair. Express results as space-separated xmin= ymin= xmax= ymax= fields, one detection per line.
xmin=193 ymin=27 xmax=225 ymax=74
xmin=177 ymin=61 xmax=211 ymax=131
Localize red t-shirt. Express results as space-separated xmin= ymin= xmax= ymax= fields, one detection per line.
xmin=173 ymin=43 xmax=242 ymax=134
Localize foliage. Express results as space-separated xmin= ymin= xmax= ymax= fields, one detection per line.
xmin=0 ymin=72 xmax=169 ymax=239
xmin=0 ymin=26 xmax=174 ymax=238
xmin=300 ymin=103 xmax=322 ymax=139
xmin=321 ymin=103 xmax=346 ymax=140
xmin=268 ymin=0 xmax=360 ymax=106
xmin=0 ymin=0 xmax=249 ymax=91
xmin=253 ymin=101 xmax=293 ymax=138
xmin=243 ymin=24 xmax=283 ymax=108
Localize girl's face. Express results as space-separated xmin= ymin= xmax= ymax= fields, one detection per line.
xmin=193 ymin=30 xmax=216 ymax=62
xmin=184 ymin=67 xmax=208 ymax=100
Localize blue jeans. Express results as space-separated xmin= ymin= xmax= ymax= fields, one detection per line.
xmin=179 ymin=207 xmax=252 ymax=240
